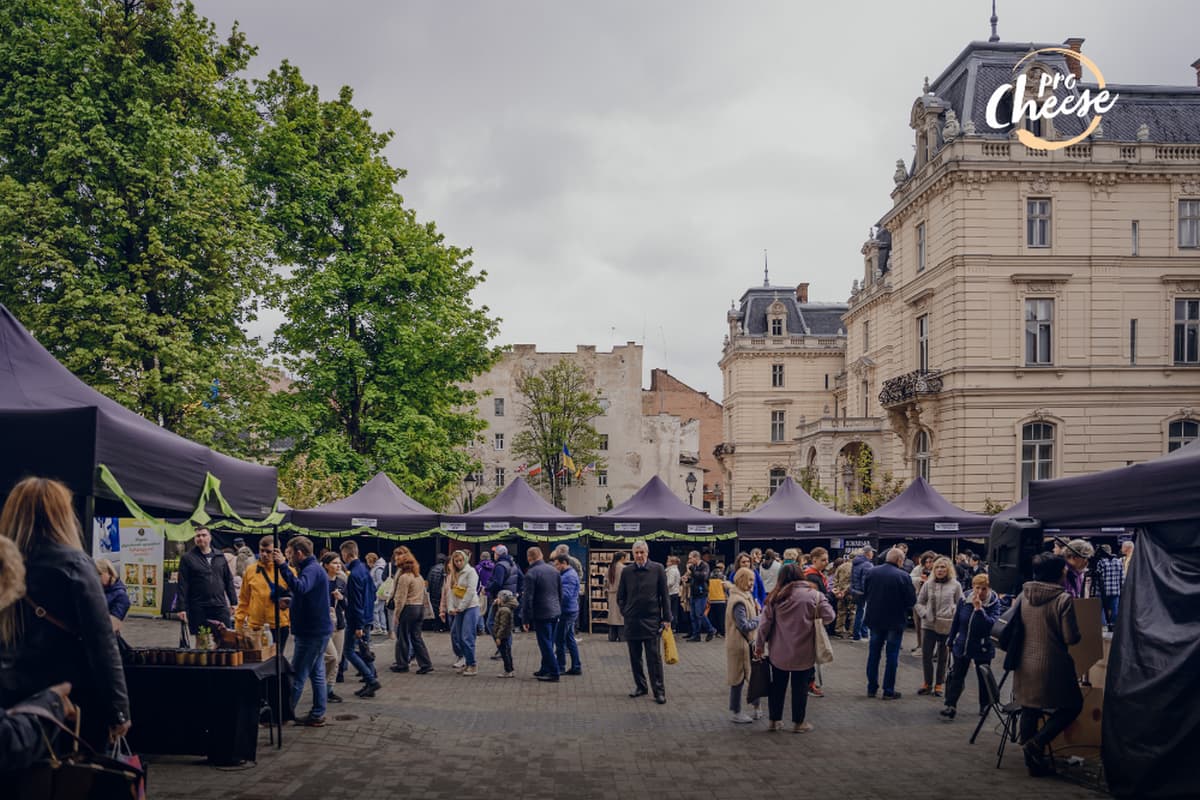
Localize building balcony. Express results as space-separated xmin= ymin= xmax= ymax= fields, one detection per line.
xmin=878 ymin=369 xmax=943 ymax=408
xmin=795 ymin=416 xmax=883 ymax=440
xmin=713 ymin=442 xmax=736 ymax=458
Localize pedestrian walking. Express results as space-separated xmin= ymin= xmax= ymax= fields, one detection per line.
xmin=390 ymin=553 xmax=433 ymax=677
xmin=444 ymin=550 xmax=480 ymax=675
xmin=604 ymin=551 xmax=626 ymax=641
xmin=863 ymin=548 xmax=916 ymax=700
xmin=522 ymin=547 xmax=562 ymax=682
xmin=665 ymin=555 xmax=683 ymax=630
xmin=725 ymin=567 xmax=762 ymax=723
xmin=339 ymin=541 xmax=381 ymax=695
xmin=492 ymin=591 xmax=518 ymax=678
xmin=684 ymin=550 xmax=714 ymax=641
xmin=275 ymin=536 xmax=333 ymax=727
xmin=553 ymin=553 xmax=582 ymax=675
xmin=850 ymin=546 xmax=875 ymax=640
xmin=915 ymin=556 xmax=962 ymax=697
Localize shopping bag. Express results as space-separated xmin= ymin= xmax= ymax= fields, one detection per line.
xmin=109 ymin=737 xmax=147 ymax=800
xmin=813 ymin=601 xmax=834 ymax=665
xmin=662 ymin=626 xmax=679 ymax=665
xmin=11 ymin=706 xmax=145 ymax=800
xmin=747 ymin=657 xmax=771 ymax=703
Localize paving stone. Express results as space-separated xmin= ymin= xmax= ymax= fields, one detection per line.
xmin=120 ymin=617 xmax=1108 ymax=799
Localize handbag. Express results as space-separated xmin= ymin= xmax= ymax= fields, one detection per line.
xmin=747 ymin=656 xmax=771 ymax=703
xmin=451 ymin=583 xmax=467 ymax=599
xmin=11 ymin=706 xmax=146 ymax=800
xmin=376 ymin=577 xmax=394 ymax=602
xmin=813 ymin=597 xmax=834 ymax=665
xmin=661 ymin=626 xmax=679 ymax=665
xmin=421 ymin=589 xmax=434 ymax=620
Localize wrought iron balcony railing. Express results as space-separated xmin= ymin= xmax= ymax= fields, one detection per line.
xmin=878 ymin=369 xmax=943 ymax=408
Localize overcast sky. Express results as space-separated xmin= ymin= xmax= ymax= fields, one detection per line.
xmin=197 ymin=0 xmax=1198 ymax=400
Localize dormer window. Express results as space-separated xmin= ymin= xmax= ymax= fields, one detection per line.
xmin=771 ymin=318 xmax=783 ymax=336
xmin=767 ymin=300 xmax=787 ymax=338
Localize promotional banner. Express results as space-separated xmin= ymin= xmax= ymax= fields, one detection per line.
xmin=118 ymin=519 xmax=165 ymax=616
xmin=93 ymin=517 xmax=120 ymax=562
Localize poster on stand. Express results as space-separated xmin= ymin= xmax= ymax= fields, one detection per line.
xmin=118 ymin=519 xmax=165 ymax=617
xmin=92 ymin=517 xmax=120 ymax=563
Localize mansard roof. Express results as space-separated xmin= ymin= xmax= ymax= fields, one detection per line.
xmin=731 ymin=286 xmax=847 ymax=337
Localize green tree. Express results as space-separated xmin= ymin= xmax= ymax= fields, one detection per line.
xmin=252 ymin=64 xmax=500 ymax=510
xmin=796 ymin=466 xmax=834 ymax=506
xmin=510 ymin=360 xmax=606 ymax=509
xmin=276 ymin=452 xmax=350 ymax=510
xmin=840 ymin=446 xmax=906 ymax=515
xmin=0 ymin=0 xmax=275 ymax=457
xmin=982 ymin=497 xmax=1008 ymax=516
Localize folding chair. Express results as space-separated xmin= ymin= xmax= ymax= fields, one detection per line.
xmin=970 ymin=663 xmax=1024 ymax=768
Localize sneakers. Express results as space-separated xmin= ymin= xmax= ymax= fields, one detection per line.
xmin=731 ymin=712 xmax=754 ymax=724
xmin=752 ymin=706 xmax=763 ymax=720
xmin=792 ymin=722 xmax=814 ymax=733
xmin=354 ymin=681 xmax=381 ymax=698
xmin=498 ymin=671 xmax=515 ymax=678
xmin=452 ymin=657 xmax=465 ymax=669
xmin=882 ymin=691 xmax=903 ymax=700
xmin=416 ymin=665 xmax=434 ymax=675
xmin=326 ymin=691 xmax=343 ymax=704
xmin=808 ymin=685 xmax=824 ymax=698
xmin=933 ymin=684 xmax=944 ymax=697
xmin=940 ymin=707 xmax=957 ymax=721
xmin=565 ymin=667 xmax=582 ymax=676
xmin=295 ymin=715 xmax=326 ymax=727
xmin=917 ymin=684 xmax=932 ymax=695
xmin=705 ymin=632 xmax=715 ymax=642
xmin=461 ymin=665 xmax=477 ymax=676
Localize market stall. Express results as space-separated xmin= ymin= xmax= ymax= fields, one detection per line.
xmin=735 ymin=476 xmax=872 ymax=555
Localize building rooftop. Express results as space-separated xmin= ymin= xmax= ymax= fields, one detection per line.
xmin=730 ymin=285 xmax=847 ymax=338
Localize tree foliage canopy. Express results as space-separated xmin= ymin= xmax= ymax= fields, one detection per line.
xmin=510 ymin=359 xmax=606 ymax=508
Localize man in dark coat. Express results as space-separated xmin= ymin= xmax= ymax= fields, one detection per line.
xmin=427 ymin=554 xmax=448 ymax=632
xmin=338 ymin=540 xmax=380 ymax=694
xmin=274 ymin=536 xmax=334 ymax=726
xmin=849 ymin=546 xmax=875 ymax=640
xmin=863 ymin=547 xmax=917 ymax=699
xmin=178 ymin=526 xmax=237 ymax=634
xmin=618 ymin=540 xmax=671 ymax=704
xmin=520 ymin=547 xmax=562 ymax=682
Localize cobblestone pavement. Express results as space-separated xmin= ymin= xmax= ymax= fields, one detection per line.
xmin=121 ymin=618 xmax=1108 ymax=800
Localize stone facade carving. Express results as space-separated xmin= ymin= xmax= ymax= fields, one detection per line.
xmin=894 ymin=159 xmax=908 ymax=185
xmin=942 ymin=109 xmax=961 ymax=141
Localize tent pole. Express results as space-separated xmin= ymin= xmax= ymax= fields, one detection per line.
xmin=273 ymin=525 xmax=283 ymax=749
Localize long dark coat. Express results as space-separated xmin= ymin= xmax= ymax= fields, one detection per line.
xmin=617 ymin=561 xmax=670 ymax=640
xmin=1013 ymin=581 xmax=1083 ymax=709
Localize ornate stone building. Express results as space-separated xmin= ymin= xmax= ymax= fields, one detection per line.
xmin=841 ymin=37 xmax=1200 ymax=510
xmin=718 ymin=36 xmax=1200 ymax=514
xmin=715 ymin=279 xmax=849 ymax=512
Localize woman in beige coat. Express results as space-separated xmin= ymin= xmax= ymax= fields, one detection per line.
xmin=604 ymin=552 xmax=626 ymax=641
xmin=1014 ymin=554 xmax=1083 ymax=777
xmin=725 ymin=568 xmax=761 ymax=723
xmin=915 ymin=556 xmax=962 ymax=696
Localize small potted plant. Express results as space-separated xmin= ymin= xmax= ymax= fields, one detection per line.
xmin=196 ymin=625 xmax=214 ymax=651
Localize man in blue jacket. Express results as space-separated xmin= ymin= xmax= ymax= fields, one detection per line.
xmin=521 ymin=547 xmax=562 ymax=682
xmin=274 ymin=536 xmax=333 ymax=726
xmin=850 ymin=546 xmax=875 ymax=640
xmin=553 ymin=553 xmax=581 ymax=675
xmin=863 ymin=547 xmax=917 ymax=700
xmin=339 ymin=540 xmax=381 ymax=697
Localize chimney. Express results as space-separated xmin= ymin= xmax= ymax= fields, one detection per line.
xmin=796 ymin=283 xmax=809 ymax=303
xmin=1192 ymin=58 xmax=1200 ymax=87
xmin=1063 ymin=38 xmax=1085 ymax=81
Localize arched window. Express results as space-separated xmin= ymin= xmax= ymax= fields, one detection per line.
xmin=1021 ymin=422 xmax=1055 ymax=497
xmin=1168 ymin=419 xmax=1198 ymax=452
xmin=768 ymin=468 xmax=787 ymax=495
xmin=914 ymin=430 xmax=931 ymax=482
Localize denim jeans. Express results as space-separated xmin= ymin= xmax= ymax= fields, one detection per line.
xmin=450 ymin=606 xmax=480 ymax=666
xmin=343 ymin=626 xmax=377 ymax=682
xmin=689 ymin=597 xmax=714 ymax=636
xmin=853 ymin=596 xmax=869 ymax=639
xmin=1102 ymin=596 xmax=1119 ymax=627
xmin=555 ymin=610 xmax=580 ymax=671
xmin=291 ymin=633 xmax=330 ymax=720
xmin=866 ymin=626 xmax=904 ymax=696
xmin=534 ymin=618 xmax=559 ymax=677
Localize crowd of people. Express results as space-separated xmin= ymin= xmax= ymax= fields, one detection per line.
xmin=0 ymin=474 xmax=1130 ymax=779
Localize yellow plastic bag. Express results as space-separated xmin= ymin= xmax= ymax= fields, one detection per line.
xmin=662 ymin=626 xmax=679 ymax=665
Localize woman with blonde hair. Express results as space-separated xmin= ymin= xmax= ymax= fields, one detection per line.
xmin=725 ymin=567 xmax=763 ymax=723
xmin=941 ymin=572 xmax=1002 ymax=721
xmin=442 ymin=550 xmax=480 ymax=675
xmin=0 ymin=477 xmax=131 ymax=747
xmin=96 ymin=558 xmax=130 ymax=631
xmin=915 ymin=555 xmax=963 ymax=696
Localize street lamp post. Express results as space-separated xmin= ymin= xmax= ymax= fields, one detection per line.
xmin=464 ymin=472 xmax=477 ymax=512
xmin=685 ymin=471 xmax=697 ymax=506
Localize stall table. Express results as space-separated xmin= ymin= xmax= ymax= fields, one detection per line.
xmin=125 ymin=658 xmax=292 ymax=765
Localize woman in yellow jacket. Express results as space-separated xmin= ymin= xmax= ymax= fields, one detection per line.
xmin=234 ymin=536 xmax=294 ymax=650
xmin=707 ymin=565 xmax=728 ymax=637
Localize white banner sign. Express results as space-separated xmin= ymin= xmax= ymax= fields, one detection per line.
xmin=523 ymin=522 xmax=549 ymax=532
xmin=614 ymin=523 xmax=640 ymax=532
xmin=795 ymin=522 xmax=821 ymax=532
xmin=555 ymin=522 xmax=582 ymax=532
xmin=934 ymin=522 xmax=960 ymax=532
xmin=483 ymin=521 xmax=510 ymax=531
xmin=687 ymin=524 xmax=714 ymax=534
xmin=442 ymin=522 xmax=466 ymax=531
xmin=351 ymin=517 xmax=378 ymax=528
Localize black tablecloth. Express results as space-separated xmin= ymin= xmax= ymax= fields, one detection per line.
xmin=124 ymin=658 xmax=292 ymax=765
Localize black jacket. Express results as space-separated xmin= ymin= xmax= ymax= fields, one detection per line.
xmin=688 ymin=560 xmax=710 ymax=598
xmin=863 ymin=562 xmax=917 ymax=632
xmin=520 ymin=560 xmax=562 ymax=622
xmin=0 ymin=686 xmax=71 ymax=771
xmin=618 ymin=561 xmax=670 ymax=640
xmin=0 ymin=542 xmax=130 ymax=730
xmin=178 ymin=547 xmax=237 ymax=610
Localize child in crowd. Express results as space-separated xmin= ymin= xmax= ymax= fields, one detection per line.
xmin=492 ymin=590 xmax=518 ymax=678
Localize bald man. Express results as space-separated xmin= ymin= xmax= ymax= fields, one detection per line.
xmin=863 ymin=548 xmax=917 ymax=699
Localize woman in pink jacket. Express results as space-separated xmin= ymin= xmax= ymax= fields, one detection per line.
xmin=754 ymin=563 xmax=835 ymax=733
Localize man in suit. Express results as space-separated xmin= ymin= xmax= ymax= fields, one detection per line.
xmin=618 ymin=540 xmax=671 ymax=704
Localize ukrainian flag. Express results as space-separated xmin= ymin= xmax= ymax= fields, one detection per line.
xmin=561 ymin=444 xmax=576 ymax=475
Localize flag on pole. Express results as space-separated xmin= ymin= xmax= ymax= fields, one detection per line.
xmin=561 ymin=444 xmax=576 ymax=475
xmin=526 ymin=464 xmax=543 ymax=477
xmin=574 ymin=462 xmax=595 ymax=480
xmin=515 ymin=463 xmax=527 ymax=474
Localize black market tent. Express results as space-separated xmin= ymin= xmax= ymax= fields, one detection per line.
xmin=0 ymin=304 xmax=277 ymax=533
xmin=736 ymin=477 xmax=870 ymax=538
xmin=286 ymin=472 xmax=439 ymax=538
xmin=863 ymin=477 xmax=991 ymax=538
xmin=439 ymin=476 xmax=584 ymax=541
xmin=587 ymin=476 xmax=735 ymax=542
xmin=997 ymin=497 xmax=1130 ymax=537
xmin=1029 ymin=441 xmax=1200 ymax=799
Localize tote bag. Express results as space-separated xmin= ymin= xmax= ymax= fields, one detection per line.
xmin=813 ymin=599 xmax=834 ymax=665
